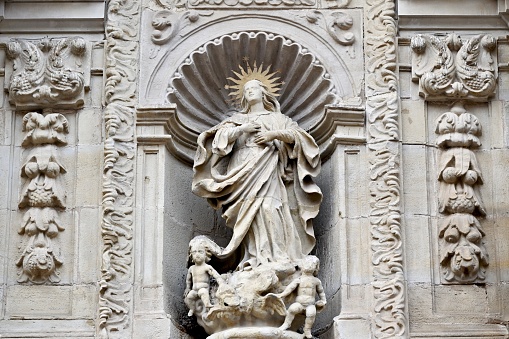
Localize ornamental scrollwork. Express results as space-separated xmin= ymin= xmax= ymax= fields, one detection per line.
xmin=436 ymin=103 xmax=488 ymax=283
xmin=411 ymin=34 xmax=496 ymax=100
xmin=6 ymin=37 xmax=88 ymax=109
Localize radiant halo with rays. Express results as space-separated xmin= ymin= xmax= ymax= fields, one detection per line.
xmin=224 ymin=60 xmax=284 ymax=102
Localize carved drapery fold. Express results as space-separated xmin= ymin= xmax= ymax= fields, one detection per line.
xmin=98 ymin=0 xmax=140 ymax=338
xmin=411 ymin=34 xmax=497 ymax=101
xmin=365 ymin=0 xmax=407 ymax=337
xmin=17 ymin=112 xmax=68 ymax=284
xmin=435 ymin=103 xmax=488 ymax=284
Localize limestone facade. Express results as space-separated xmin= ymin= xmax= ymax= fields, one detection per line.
xmin=0 ymin=0 xmax=508 ymax=338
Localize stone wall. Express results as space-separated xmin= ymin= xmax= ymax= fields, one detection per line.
xmin=0 ymin=0 xmax=507 ymax=338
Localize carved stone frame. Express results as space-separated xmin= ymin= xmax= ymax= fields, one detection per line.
xmin=97 ymin=1 xmax=407 ymax=338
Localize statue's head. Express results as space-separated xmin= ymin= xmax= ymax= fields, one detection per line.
xmin=240 ymin=79 xmax=280 ymax=113
xmin=300 ymin=255 xmax=320 ymax=276
xmin=189 ymin=236 xmax=213 ymax=263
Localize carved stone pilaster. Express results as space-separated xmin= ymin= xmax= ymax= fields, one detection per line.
xmin=98 ymin=0 xmax=140 ymax=337
xmin=5 ymin=37 xmax=90 ymax=109
xmin=16 ymin=112 xmax=69 ymax=284
xmin=365 ymin=0 xmax=407 ymax=338
xmin=435 ymin=103 xmax=488 ymax=284
xmin=410 ymin=34 xmax=497 ymax=101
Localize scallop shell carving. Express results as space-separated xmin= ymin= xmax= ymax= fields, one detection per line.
xmin=167 ymin=31 xmax=339 ymax=133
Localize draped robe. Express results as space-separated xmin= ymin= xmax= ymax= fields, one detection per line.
xmin=192 ymin=111 xmax=322 ymax=268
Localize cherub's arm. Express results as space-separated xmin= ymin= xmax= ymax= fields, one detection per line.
xmin=279 ymin=278 xmax=300 ymax=298
xmin=207 ymin=264 xmax=225 ymax=285
xmin=315 ymin=279 xmax=327 ymax=307
xmin=184 ymin=266 xmax=193 ymax=297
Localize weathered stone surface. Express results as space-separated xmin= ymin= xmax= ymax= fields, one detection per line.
xmin=0 ymin=0 xmax=508 ymax=338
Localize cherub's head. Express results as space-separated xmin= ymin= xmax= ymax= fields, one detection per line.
xmin=299 ymin=255 xmax=320 ymax=276
xmin=189 ymin=237 xmax=212 ymax=264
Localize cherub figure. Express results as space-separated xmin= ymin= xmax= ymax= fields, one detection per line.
xmin=184 ymin=237 xmax=224 ymax=317
xmin=278 ymin=255 xmax=326 ymax=338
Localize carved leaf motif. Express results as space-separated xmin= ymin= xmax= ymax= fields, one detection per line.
xmin=20 ymin=207 xmax=64 ymax=238
xmin=438 ymin=214 xmax=488 ymax=283
xmin=16 ymin=233 xmax=63 ymax=284
xmin=8 ymin=40 xmax=46 ymax=101
xmin=22 ymin=112 xmax=69 ymax=146
xmin=7 ymin=37 xmax=87 ymax=109
xmin=100 ymin=0 xmax=139 ymax=336
xmin=365 ymin=0 xmax=406 ymax=336
xmin=456 ymin=35 xmax=496 ymax=97
xmin=411 ymin=34 xmax=497 ymax=100
xmin=19 ymin=147 xmax=67 ymax=209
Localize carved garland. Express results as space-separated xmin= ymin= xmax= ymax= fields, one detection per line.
xmin=98 ymin=0 xmax=140 ymax=338
xmin=365 ymin=0 xmax=407 ymax=338
xmin=435 ymin=103 xmax=488 ymax=283
xmin=17 ymin=112 xmax=68 ymax=284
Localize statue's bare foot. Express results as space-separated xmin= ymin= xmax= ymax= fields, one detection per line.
xmin=188 ymin=309 xmax=194 ymax=317
xmin=278 ymin=324 xmax=289 ymax=331
xmin=304 ymin=329 xmax=312 ymax=338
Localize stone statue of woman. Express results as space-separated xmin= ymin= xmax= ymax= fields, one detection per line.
xmin=192 ymin=70 xmax=322 ymax=270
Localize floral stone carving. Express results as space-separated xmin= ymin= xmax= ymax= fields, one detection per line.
xmin=188 ymin=68 xmax=325 ymax=338
xmin=6 ymin=37 xmax=88 ymax=109
xmin=411 ymin=34 xmax=496 ymax=100
xmin=16 ymin=112 xmax=69 ymax=284
xmin=436 ymin=102 xmax=488 ymax=283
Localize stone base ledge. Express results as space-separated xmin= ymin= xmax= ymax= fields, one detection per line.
xmin=0 ymin=319 xmax=95 ymax=338
xmin=208 ymin=327 xmax=305 ymax=339
xmin=411 ymin=323 xmax=509 ymax=338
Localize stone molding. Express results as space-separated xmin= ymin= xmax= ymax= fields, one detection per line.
xmin=365 ymin=0 xmax=407 ymax=338
xmin=0 ymin=1 xmax=105 ymax=34
xmin=98 ymin=0 xmax=140 ymax=337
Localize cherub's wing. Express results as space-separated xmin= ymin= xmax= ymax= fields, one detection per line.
xmin=262 ymin=293 xmax=286 ymax=316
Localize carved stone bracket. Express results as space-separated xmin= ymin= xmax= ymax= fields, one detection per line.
xmin=17 ymin=112 xmax=68 ymax=284
xmin=5 ymin=37 xmax=91 ymax=109
xmin=411 ymin=34 xmax=497 ymax=101
xmin=435 ymin=102 xmax=488 ymax=284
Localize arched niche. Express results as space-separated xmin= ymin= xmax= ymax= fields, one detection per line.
xmin=139 ymin=19 xmax=364 ymax=338
xmin=143 ymin=24 xmax=363 ymax=164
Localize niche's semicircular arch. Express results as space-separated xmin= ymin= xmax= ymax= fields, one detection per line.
xmin=167 ymin=31 xmax=340 ymax=132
